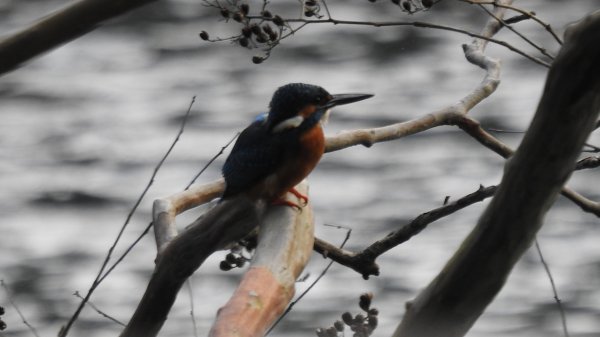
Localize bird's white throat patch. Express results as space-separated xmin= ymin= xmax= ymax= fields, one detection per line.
xmin=320 ymin=108 xmax=331 ymax=126
xmin=272 ymin=116 xmax=304 ymax=133
xmin=271 ymin=108 xmax=331 ymax=133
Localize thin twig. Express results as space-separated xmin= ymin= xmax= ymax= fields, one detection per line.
xmin=60 ymin=96 xmax=196 ymax=337
xmin=73 ymin=291 xmax=125 ymax=326
xmin=462 ymin=0 xmax=563 ymax=44
xmin=185 ymin=278 xmax=199 ymax=337
xmin=185 ymin=132 xmax=239 ymax=190
xmin=266 ymin=225 xmax=352 ymax=335
xmin=534 ymin=239 xmax=570 ymax=337
xmin=97 ymin=221 xmax=153 ymax=283
xmin=0 ymin=280 xmax=40 ymax=337
xmin=242 ymin=16 xmax=550 ymax=67
xmin=575 ymin=156 xmax=600 ymax=170
xmin=100 ymin=127 xmax=237 ymax=282
xmin=583 ymin=143 xmax=600 ymax=153
xmin=475 ymin=3 xmax=554 ymax=60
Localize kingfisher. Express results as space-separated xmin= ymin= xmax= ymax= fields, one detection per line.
xmin=221 ymin=83 xmax=373 ymax=208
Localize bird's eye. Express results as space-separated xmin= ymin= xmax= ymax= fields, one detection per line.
xmin=315 ymin=96 xmax=322 ymax=103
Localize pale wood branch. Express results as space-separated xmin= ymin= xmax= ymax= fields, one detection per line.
xmin=153 ymin=179 xmax=225 ymax=253
xmin=123 ymin=183 xmax=312 ymax=337
xmin=209 ymin=183 xmax=314 ymax=337
xmin=393 ymin=9 xmax=600 ymax=337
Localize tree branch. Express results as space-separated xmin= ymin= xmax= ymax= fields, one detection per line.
xmin=393 ymin=10 xmax=600 ymax=337
xmin=120 ymin=197 xmax=263 ymax=337
xmin=314 ymin=185 xmax=498 ymax=279
xmin=0 ymin=0 xmax=157 ymax=76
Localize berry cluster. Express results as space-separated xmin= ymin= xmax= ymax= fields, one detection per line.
xmin=316 ymin=293 xmax=379 ymax=337
xmin=219 ymin=236 xmax=257 ymax=271
xmin=199 ymin=0 xmax=438 ymax=63
xmin=368 ymin=0 xmax=434 ymax=13
xmin=200 ymin=0 xmax=289 ymax=64
xmin=0 ymin=306 xmax=6 ymax=331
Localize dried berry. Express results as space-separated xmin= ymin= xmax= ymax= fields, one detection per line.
xmin=359 ymin=292 xmax=372 ymax=311
xmin=368 ymin=308 xmax=379 ymax=316
xmin=199 ymin=31 xmax=209 ymax=40
xmin=255 ymin=34 xmax=267 ymax=43
xmin=219 ymin=260 xmax=232 ymax=271
xmin=261 ymin=10 xmax=272 ymax=18
xmin=368 ymin=315 xmax=378 ymax=329
xmin=225 ymin=253 xmax=237 ymax=264
xmin=239 ymin=37 xmax=249 ymax=47
xmin=268 ymin=31 xmax=278 ymax=41
xmin=242 ymin=26 xmax=252 ymax=38
xmin=324 ymin=327 xmax=336 ymax=337
xmin=273 ymin=15 xmax=285 ymax=26
xmin=422 ymin=0 xmax=433 ymax=8
xmin=220 ymin=9 xmax=230 ymax=18
xmin=391 ymin=0 xmax=400 ymax=4
xmin=304 ymin=10 xmax=314 ymax=17
xmin=402 ymin=0 xmax=412 ymax=11
xmin=334 ymin=320 xmax=344 ymax=332
xmin=354 ymin=314 xmax=365 ymax=324
xmin=252 ymin=56 xmax=264 ymax=64
xmin=250 ymin=24 xmax=262 ymax=35
xmin=235 ymin=258 xmax=246 ymax=268
xmin=262 ymin=24 xmax=274 ymax=35
xmin=305 ymin=0 xmax=317 ymax=6
xmin=341 ymin=312 xmax=353 ymax=325
xmin=233 ymin=12 xmax=244 ymax=22
xmin=240 ymin=4 xmax=249 ymax=15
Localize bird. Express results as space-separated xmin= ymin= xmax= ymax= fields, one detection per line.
xmin=221 ymin=83 xmax=373 ymax=208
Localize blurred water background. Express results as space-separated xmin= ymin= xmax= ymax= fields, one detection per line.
xmin=1 ymin=0 xmax=600 ymax=336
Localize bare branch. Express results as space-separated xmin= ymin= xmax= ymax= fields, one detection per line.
xmin=0 ymin=280 xmax=40 ymax=337
xmin=474 ymin=3 xmax=554 ymax=60
xmin=314 ymin=185 xmax=497 ymax=279
xmin=394 ymin=10 xmax=600 ymax=337
xmin=245 ymin=16 xmax=551 ymax=67
xmin=121 ymin=197 xmax=263 ymax=337
xmin=60 ymin=97 xmax=196 ymax=337
xmin=453 ymin=115 xmax=600 ymax=217
xmin=534 ymin=240 xmax=570 ymax=337
xmin=576 ymin=156 xmax=600 ymax=170
xmin=73 ymin=291 xmax=125 ymax=327
xmin=463 ymin=0 xmax=563 ymax=44
xmin=0 ymin=0 xmax=157 ymax=76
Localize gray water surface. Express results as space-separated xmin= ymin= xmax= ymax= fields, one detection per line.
xmin=1 ymin=1 xmax=600 ymax=336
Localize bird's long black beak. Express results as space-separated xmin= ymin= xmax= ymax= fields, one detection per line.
xmin=323 ymin=93 xmax=374 ymax=109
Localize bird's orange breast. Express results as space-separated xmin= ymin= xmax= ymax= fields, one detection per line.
xmin=260 ymin=125 xmax=325 ymax=200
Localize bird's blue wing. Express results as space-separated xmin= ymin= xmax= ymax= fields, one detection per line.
xmin=222 ymin=121 xmax=286 ymax=198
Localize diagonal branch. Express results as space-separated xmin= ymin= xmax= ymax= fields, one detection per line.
xmin=314 ymin=185 xmax=498 ymax=279
xmin=0 ymin=0 xmax=157 ymax=76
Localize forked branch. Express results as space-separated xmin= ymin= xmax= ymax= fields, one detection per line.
xmin=394 ymin=10 xmax=600 ymax=337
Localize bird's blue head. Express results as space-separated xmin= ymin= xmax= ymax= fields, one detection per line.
xmin=267 ymin=83 xmax=373 ymax=133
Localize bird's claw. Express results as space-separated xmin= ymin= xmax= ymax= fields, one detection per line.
xmin=288 ymin=187 xmax=309 ymax=206
xmin=271 ymin=199 xmax=303 ymax=212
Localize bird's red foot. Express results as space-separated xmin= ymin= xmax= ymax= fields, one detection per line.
xmin=288 ymin=187 xmax=309 ymax=206
xmin=271 ymin=198 xmax=303 ymax=211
